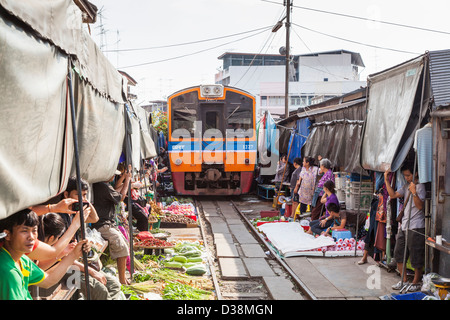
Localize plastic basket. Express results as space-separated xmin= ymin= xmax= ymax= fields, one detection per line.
xmin=150 ymin=219 xmax=161 ymax=230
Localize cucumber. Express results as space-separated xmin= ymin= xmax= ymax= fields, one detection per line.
xmin=187 ymin=257 xmax=203 ymax=263
xmin=182 ymin=262 xmax=201 ymax=268
xmin=172 ymin=255 xmax=188 ymax=263
xmin=185 ymin=265 xmax=207 ymax=276
xmin=163 ymin=261 xmax=182 ymax=268
xmin=180 ymin=249 xmax=202 ymax=257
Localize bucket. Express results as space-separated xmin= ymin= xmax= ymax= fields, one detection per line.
xmin=150 ymin=218 xmax=161 ymax=230
xmin=285 ymin=204 xmax=292 ymax=217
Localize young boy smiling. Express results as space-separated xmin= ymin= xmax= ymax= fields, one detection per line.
xmin=0 ymin=209 xmax=89 ymax=300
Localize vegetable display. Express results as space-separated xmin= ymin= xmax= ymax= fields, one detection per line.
xmin=115 ymin=197 xmax=214 ymax=300
xmin=133 ymin=238 xmax=175 ymax=248
xmin=165 ymin=203 xmax=196 ymax=216
xmin=162 ymin=282 xmax=212 ymax=300
xmin=160 ymin=213 xmax=196 ymax=224
xmin=185 ymin=265 xmax=207 ymax=276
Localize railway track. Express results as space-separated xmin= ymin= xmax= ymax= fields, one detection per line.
xmin=193 ymin=196 xmax=314 ymax=300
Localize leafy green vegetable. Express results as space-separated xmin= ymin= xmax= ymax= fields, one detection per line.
xmin=162 ymin=282 xmax=212 ymax=300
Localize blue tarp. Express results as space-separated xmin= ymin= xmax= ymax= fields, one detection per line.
xmin=288 ymin=118 xmax=311 ymax=163
xmin=265 ymin=112 xmax=278 ymax=157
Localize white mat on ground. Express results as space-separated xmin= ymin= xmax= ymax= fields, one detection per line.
xmin=258 ymin=222 xmax=336 ymax=256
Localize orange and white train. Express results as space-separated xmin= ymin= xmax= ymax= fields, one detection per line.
xmin=167 ymin=85 xmax=256 ymax=195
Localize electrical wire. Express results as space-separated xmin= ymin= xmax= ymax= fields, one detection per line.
xmin=291 ymin=27 xmax=350 ymax=81
xmin=262 ymin=0 xmax=450 ymax=36
xmin=102 ymin=26 xmax=273 ymax=53
xmin=234 ymin=8 xmax=286 ymax=87
xmin=118 ymin=27 xmax=271 ymax=69
xmin=292 ymin=23 xmax=421 ymax=55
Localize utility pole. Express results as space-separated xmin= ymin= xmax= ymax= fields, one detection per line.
xmin=284 ymin=0 xmax=291 ymax=119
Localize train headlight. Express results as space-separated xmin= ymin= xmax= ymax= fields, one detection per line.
xmin=200 ymin=85 xmax=223 ymax=98
xmin=175 ymin=158 xmax=182 ymax=166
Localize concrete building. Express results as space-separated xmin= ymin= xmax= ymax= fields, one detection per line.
xmin=215 ymin=50 xmax=366 ymax=119
xmin=141 ymin=100 xmax=167 ymax=114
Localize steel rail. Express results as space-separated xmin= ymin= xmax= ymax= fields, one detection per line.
xmin=229 ymin=200 xmax=317 ymax=300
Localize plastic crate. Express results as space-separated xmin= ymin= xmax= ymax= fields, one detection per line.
xmin=334 ymin=172 xmax=347 ymax=189
xmin=345 ymin=190 xmax=372 ymax=211
xmin=346 ymin=181 xmax=373 ymax=191
xmin=392 ymin=292 xmax=427 ymax=300
xmin=336 ymin=189 xmax=346 ymax=202
xmin=346 ymin=173 xmax=371 ymax=182
xmin=332 ymin=229 xmax=352 ymax=240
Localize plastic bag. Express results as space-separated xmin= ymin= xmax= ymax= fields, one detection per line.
xmin=364 ymin=212 xmax=370 ymax=231
xmin=85 ymin=227 xmax=107 ymax=252
xmin=300 ymin=219 xmax=310 ymax=227
xmin=421 ymin=272 xmax=440 ymax=293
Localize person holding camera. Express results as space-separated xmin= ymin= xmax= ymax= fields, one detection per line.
xmin=24 ymin=177 xmax=96 ymax=263
xmin=0 ymin=209 xmax=90 ymax=300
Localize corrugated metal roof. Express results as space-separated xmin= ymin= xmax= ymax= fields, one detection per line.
xmin=429 ymin=49 xmax=450 ymax=108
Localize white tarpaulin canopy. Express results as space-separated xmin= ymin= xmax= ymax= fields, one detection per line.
xmin=0 ymin=0 xmax=156 ymax=219
xmin=360 ymin=55 xmax=425 ymax=172
xmin=258 ymin=222 xmax=336 ymax=256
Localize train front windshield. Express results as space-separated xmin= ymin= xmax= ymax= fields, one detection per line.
xmin=172 ymin=105 xmax=197 ymax=137
xmin=226 ymin=104 xmax=253 ymax=134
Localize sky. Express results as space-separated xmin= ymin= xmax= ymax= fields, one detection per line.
xmin=89 ymin=0 xmax=450 ymax=104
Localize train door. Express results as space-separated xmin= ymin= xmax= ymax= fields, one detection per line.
xmin=201 ymin=103 xmax=225 ymax=169
xmin=201 ymin=104 xmax=224 ymax=136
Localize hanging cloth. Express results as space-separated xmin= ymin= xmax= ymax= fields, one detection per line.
xmin=265 ymin=112 xmax=278 ymax=157
xmin=413 ymin=124 xmax=432 ymax=183
xmin=257 ymin=114 xmax=267 ymax=159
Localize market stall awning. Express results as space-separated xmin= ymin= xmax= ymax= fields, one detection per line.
xmin=360 ymin=55 xmax=429 ymax=172
xmin=0 ymin=0 xmax=138 ymax=219
xmin=303 ymin=119 xmax=366 ymax=174
xmin=429 ymin=49 xmax=450 ymax=109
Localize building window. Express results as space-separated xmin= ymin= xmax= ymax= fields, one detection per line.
xmin=268 ymin=96 xmax=284 ymax=106
xmin=323 ymin=78 xmax=328 ymax=82
xmin=261 ymin=96 xmax=267 ymax=106
xmin=290 ymin=96 xmax=301 ymax=106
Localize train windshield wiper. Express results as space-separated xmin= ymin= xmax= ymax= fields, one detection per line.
xmin=226 ymin=106 xmax=240 ymax=120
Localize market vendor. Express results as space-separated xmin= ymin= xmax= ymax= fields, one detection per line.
xmin=294 ymin=156 xmax=319 ymax=217
xmin=310 ymin=158 xmax=334 ymax=221
xmin=290 ymin=158 xmax=302 ymax=215
xmin=272 ymin=154 xmax=290 ymax=187
xmin=308 ymin=202 xmax=345 ymax=236
xmin=384 ymin=164 xmax=426 ymax=293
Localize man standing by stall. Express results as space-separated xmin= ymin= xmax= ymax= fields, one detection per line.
xmin=384 ymin=164 xmax=426 ymax=293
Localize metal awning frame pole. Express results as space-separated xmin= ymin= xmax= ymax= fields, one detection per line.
xmin=124 ymin=104 xmax=135 ymax=278
xmin=67 ymin=65 xmax=91 ymax=300
xmin=400 ymin=55 xmax=428 ymax=289
xmin=354 ymin=168 xmax=363 ymax=256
